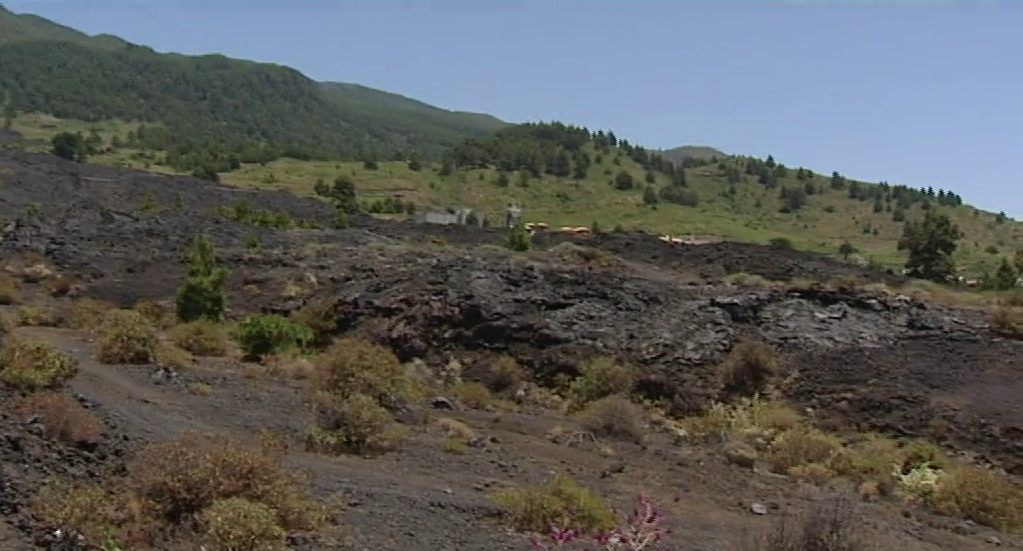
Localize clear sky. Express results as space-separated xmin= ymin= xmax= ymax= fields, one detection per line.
xmin=7 ymin=0 xmax=1022 ymax=217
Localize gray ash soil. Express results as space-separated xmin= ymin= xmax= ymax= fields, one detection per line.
xmin=0 ymin=147 xmax=1020 ymax=550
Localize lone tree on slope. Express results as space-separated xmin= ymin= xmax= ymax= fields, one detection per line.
xmin=897 ymin=210 xmax=963 ymax=283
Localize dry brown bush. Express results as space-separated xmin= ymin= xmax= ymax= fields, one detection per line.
xmin=719 ymin=338 xmax=779 ymax=399
xmin=573 ymin=395 xmax=645 ymax=444
xmin=289 ymin=297 xmax=336 ymax=345
xmin=95 ymin=310 xmax=158 ymax=364
xmin=990 ymin=307 xmax=1023 ymax=338
xmin=491 ymin=471 xmax=615 ymax=533
xmin=170 ymin=320 xmax=230 ymax=357
xmin=10 ymin=390 xmax=104 ymax=444
xmin=198 ymin=496 xmax=286 ymax=551
xmin=263 ymin=353 xmax=316 ymax=380
xmin=927 ymin=464 xmax=1023 ymax=532
xmin=0 ymin=271 xmax=22 ymax=304
xmin=767 ymin=427 xmax=846 ymax=475
xmin=311 ymin=336 xmax=416 ymax=402
xmin=58 ymin=297 xmax=118 ymax=329
xmin=305 ymin=391 xmax=409 ymax=456
xmin=16 ymin=305 xmax=63 ymax=327
xmin=477 ymin=354 xmax=530 ymax=393
xmin=450 ymin=381 xmax=497 ymax=409
xmin=0 ymin=337 xmax=78 ymax=390
xmin=32 ymin=431 xmax=329 ymax=549
xmin=750 ymin=489 xmax=874 ymax=551
xmin=133 ymin=299 xmax=176 ymax=329
xmin=565 ymin=355 xmax=637 ymax=410
xmin=39 ymin=275 xmax=80 ymax=298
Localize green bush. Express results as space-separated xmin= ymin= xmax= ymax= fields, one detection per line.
xmin=235 ymin=314 xmax=313 ymax=359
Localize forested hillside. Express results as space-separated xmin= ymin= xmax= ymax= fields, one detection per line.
xmin=0 ymin=6 xmax=505 ymax=173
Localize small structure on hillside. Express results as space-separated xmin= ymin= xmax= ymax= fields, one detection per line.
xmin=414 ymin=207 xmax=475 ymax=226
xmin=505 ymin=203 xmax=523 ymax=228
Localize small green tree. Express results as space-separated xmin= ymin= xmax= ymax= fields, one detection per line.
xmin=329 ymin=176 xmax=358 ymax=214
xmin=50 ymin=132 xmax=88 ymax=162
xmin=897 ymin=211 xmax=963 ymax=283
xmin=175 ymin=233 xmax=228 ymax=323
xmin=1014 ymin=249 xmax=1023 ymax=276
xmin=505 ymin=222 xmax=531 ymax=252
xmin=642 ymin=185 xmax=659 ymax=206
xmin=837 ymin=241 xmax=858 ymax=261
xmin=992 ymin=257 xmax=1018 ymax=291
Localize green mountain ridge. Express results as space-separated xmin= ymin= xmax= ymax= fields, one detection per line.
xmin=0 ymin=5 xmax=507 ymax=169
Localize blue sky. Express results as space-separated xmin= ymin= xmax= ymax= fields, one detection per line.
xmin=7 ymin=0 xmax=1022 ymax=217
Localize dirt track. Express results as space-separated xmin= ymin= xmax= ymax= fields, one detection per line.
xmin=0 ymin=148 xmax=1021 ymax=550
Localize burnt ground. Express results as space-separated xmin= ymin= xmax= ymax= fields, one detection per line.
xmin=0 ymin=148 xmax=1021 ymax=550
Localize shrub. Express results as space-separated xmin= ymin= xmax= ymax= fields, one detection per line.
xmin=134 ymin=299 xmax=175 ymax=329
xmin=58 ymin=297 xmax=118 ymax=329
xmin=235 ymin=314 xmax=313 ymax=360
xmin=0 ymin=311 xmax=9 ymax=333
xmin=16 ymin=305 xmax=63 ymax=327
xmin=990 ymin=307 xmax=1022 ymax=338
xmin=450 ymin=381 xmax=496 ymax=409
xmin=0 ymin=338 xmax=78 ymax=390
xmin=10 ymin=390 xmax=103 ymax=445
xmin=33 ymin=431 xmax=329 ymax=548
xmin=529 ymin=493 xmax=672 ymax=551
xmin=288 ymin=298 xmax=337 ymax=346
xmin=95 ymin=310 xmax=158 ymax=364
xmin=505 ymin=223 xmax=531 ymax=252
xmin=927 ymin=464 xmax=1023 ymax=532
xmin=492 ymin=471 xmax=615 ymax=533
xmin=566 ymin=356 xmax=637 ymax=410
xmin=0 ymin=272 xmax=21 ymax=304
xmin=475 ymin=354 xmax=530 ymax=394
xmin=199 ymin=497 xmax=286 ymax=551
xmin=679 ymin=396 xmax=803 ymax=446
xmin=306 ymin=391 xmax=409 ymax=456
xmin=719 ymin=338 xmax=779 ymax=399
xmin=749 ymin=489 xmax=872 ymax=551
xmin=574 ymin=395 xmax=645 ymax=444
xmin=311 ymin=337 xmax=415 ymax=403
xmin=171 ymin=320 xmax=230 ymax=357
xmin=766 ymin=427 xmax=845 ymax=476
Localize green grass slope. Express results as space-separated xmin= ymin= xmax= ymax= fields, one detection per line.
xmin=16 ymin=116 xmax=1008 ymax=277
